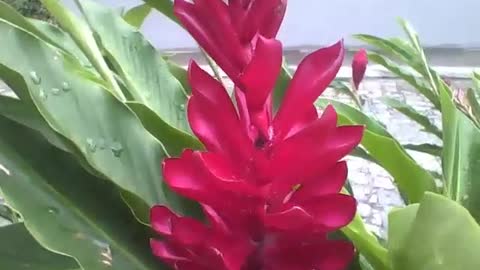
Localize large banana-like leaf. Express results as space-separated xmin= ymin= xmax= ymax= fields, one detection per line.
xmin=40 ymin=0 xmax=124 ymax=100
xmin=439 ymin=79 xmax=480 ymax=221
xmin=0 ymin=20 xmax=173 ymax=220
xmin=0 ymin=116 xmax=162 ymax=270
xmin=0 ymin=223 xmax=80 ymax=270
xmin=388 ymin=193 xmax=480 ymax=270
xmin=76 ymin=0 xmax=200 ymax=154
xmin=317 ymin=99 xmax=437 ymax=203
xmin=0 ymin=94 xmax=70 ymax=152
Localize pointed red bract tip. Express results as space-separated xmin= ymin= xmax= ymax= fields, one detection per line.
xmin=352 ymin=48 xmax=368 ymax=90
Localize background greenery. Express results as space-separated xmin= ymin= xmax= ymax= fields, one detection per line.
xmin=4 ymin=0 xmax=54 ymax=22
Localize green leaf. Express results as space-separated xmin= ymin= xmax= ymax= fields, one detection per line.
xmin=0 ymin=116 xmax=161 ymax=270
xmin=330 ymin=80 xmax=363 ymax=109
xmin=389 ymin=192 xmax=480 ymax=270
xmin=127 ymin=102 xmax=203 ymax=156
xmin=166 ymin=60 xmax=190 ymax=94
xmin=123 ymin=4 xmax=152 ymax=29
xmin=387 ymin=204 xmax=419 ymax=265
xmin=465 ymin=88 xmax=480 ymax=124
xmin=403 ymin=143 xmax=442 ymax=157
xmin=77 ymin=0 xmax=192 ymax=137
xmin=318 ymin=99 xmax=437 ymax=203
xmin=0 ymin=20 xmax=170 ymax=220
xmin=439 ymin=79 xmax=480 ymax=221
xmin=368 ymin=53 xmax=440 ymax=109
xmin=354 ymin=34 xmax=418 ymax=66
xmin=473 ymin=72 xmax=480 ymax=96
xmin=272 ymin=59 xmax=292 ymax=111
xmin=0 ymin=223 xmax=79 ymax=270
xmin=342 ymin=207 xmax=389 ymax=270
xmin=41 ymin=0 xmax=124 ymax=100
xmin=0 ymin=95 xmax=70 ymax=152
xmin=142 ymin=0 xmax=177 ymax=24
xmin=382 ymin=97 xmax=442 ymax=137
xmin=27 ymin=19 xmax=89 ymax=64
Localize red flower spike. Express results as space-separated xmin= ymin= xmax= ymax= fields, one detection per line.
xmin=352 ymin=49 xmax=368 ymax=90
xmin=152 ymin=1 xmax=364 ymax=269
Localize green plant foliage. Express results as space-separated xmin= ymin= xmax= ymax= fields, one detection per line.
xmin=388 ymin=193 xmax=480 ymax=270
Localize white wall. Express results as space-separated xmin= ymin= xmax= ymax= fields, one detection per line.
xmin=63 ymin=0 xmax=480 ymax=49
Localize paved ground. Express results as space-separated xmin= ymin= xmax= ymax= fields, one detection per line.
xmin=0 ymin=70 xmax=473 ymax=238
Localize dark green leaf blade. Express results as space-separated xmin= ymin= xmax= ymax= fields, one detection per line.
xmin=0 ymin=116 xmax=161 ymax=270
xmin=382 ymin=97 xmax=442 ymax=138
xmin=0 ymin=223 xmax=79 ymax=270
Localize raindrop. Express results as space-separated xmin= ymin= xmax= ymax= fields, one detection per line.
xmin=47 ymin=207 xmax=59 ymax=215
xmin=179 ymin=104 xmax=185 ymax=111
xmin=86 ymin=138 xmax=97 ymax=153
xmin=29 ymin=71 xmax=41 ymax=85
xmin=83 ymin=62 xmax=93 ymax=69
xmin=110 ymin=141 xmax=124 ymax=157
xmin=51 ymin=88 xmax=61 ymax=95
xmin=39 ymin=88 xmax=47 ymax=100
xmin=61 ymin=82 xmax=71 ymax=92
xmin=463 ymin=194 xmax=470 ymax=201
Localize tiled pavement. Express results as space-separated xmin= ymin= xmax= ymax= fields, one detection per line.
xmin=0 ymin=71 xmax=473 ymax=238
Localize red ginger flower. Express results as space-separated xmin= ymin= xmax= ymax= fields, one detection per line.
xmin=150 ymin=40 xmax=364 ymax=270
xmin=352 ymin=49 xmax=368 ymax=90
xmin=150 ymin=0 xmax=364 ymax=269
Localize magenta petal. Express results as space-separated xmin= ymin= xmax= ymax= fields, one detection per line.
xmin=150 ymin=205 xmax=177 ymax=236
xmin=162 ymin=151 xmax=217 ymax=204
xmin=239 ymin=36 xmax=282 ymax=112
xmin=202 ymin=204 xmax=230 ymax=234
xmin=194 ymin=0 xmax=249 ymax=68
xmin=241 ymin=0 xmax=287 ymax=41
xmin=273 ymin=40 xmax=345 ymax=138
xmin=174 ymin=0 xmax=238 ymax=77
xmin=150 ymin=239 xmax=188 ymax=263
xmin=281 ymin=104 xmax=318 ymax=139
xmin=171 ymin=217 xmax=209 ymax=246
xmin=264 ymin=206 xmax=312 ymax=230
xmin=352 ymin=48 xmax=368 ymax=90
xmin=290 ymin=161 xmax=348 ymax=203
xmin=313 ymin=241 xmax=355 ymax=270
xmin=188 ymin=61 xmax=253 ymax=163
xmin=301 ymin=194 xmax=357 ymax=231
xmin=270 ymin=105 xmax=338 ymax=181
xmin=266 ymin=239 xmax=354 ymax=270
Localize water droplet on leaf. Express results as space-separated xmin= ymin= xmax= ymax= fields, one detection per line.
xmin=51 ymin=88 xmax=61 ymax=95
xmin=62 ymin=82 xmax=71 ymax=92
xmin=110 ymin=141 xmax=123 ymax=157
xmin=39 ymin=88 xmax=47 ymax=100
xmin=179 ymin=104 xmax=185 ymax=111
xmin=86 ymin=138 xmax=97 ymax=153
xmin=29 ymin=71 xmax=41 ymax=85
xmin=47 ymin=207 xmax=59 ymax=214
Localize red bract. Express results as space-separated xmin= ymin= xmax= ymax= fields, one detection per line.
xmin=174 ymin=0 xmax=286 ymax=137
xmin=352 ymin=49 xmax=368 ymax=90
xmin=151 ymin=1 xmax=364 ymax=269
